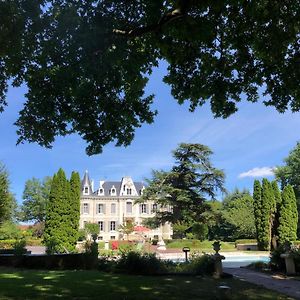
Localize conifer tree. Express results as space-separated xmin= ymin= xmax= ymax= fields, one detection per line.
xmin=271 ymin=181 xmax=282 ymax=249
xmin=253 ymin=180 xmax=263 ymax=250
xmin=260 ymin=178 xmax=276 ymax=250
xmin=44 ymin=169 xmax=73 ymax=253
xmin=69 ymin=171 xmax=81 ymax=249
xmin=278 ymin=185 xmax=298 ymax=245
xmin=0 ymin=163 xmax=16 ymax=224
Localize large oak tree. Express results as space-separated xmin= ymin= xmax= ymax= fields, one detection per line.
xmin=1 ymin=1 xmax=300 ymax=154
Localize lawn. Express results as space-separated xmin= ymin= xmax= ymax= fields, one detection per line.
xmin=0 ymin=267 xmax=293 ymax=300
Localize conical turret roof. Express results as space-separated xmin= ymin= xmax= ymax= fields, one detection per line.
xmin=81 ymin=170 xmax=92 ymax=193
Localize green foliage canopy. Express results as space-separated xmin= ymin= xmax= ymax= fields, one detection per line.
xmin=1 ymin=1 xmax=300 ymax=154
xmin=0 ymin=163 xmax=16 ymax=224
xmin=222 ymin=189 xmax=256 ymax=240
xmin=21 ymin=176 xmax=52 ymax=223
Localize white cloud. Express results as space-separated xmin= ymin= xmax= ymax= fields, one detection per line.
xmin=238 ymin=167 xmax=275 ymax=178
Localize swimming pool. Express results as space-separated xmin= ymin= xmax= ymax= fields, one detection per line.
xmin=223 ymin=255 xmax=270 ymax=268
xmin=166 ymin=254 xmax=270 ymax=268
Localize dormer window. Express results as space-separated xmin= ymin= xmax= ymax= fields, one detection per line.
xmin=110 ymin=187 xmax=116 ymax=196
xmin=84 ymin=187 xmax=89 ymax=194
xmin=98 ymin=188 xmax=104 ymax=195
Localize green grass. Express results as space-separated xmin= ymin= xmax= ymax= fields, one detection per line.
xmin=166 ymin=240 xmax=236 ymax=251
xmin=0 ymin=267 xmax=292 ymax=300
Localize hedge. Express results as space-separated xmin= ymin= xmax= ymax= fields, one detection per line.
xmin=0 ymin=239 xmax=43 ymax=248
xmin=0 ymin=253 xmax=97 ymax=270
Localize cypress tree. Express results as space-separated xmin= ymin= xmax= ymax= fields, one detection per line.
xmin=271 ymin=181 xmax=282 ymax=249
xmin=253 ymin=180 xmax=263 ymax=250
xmin=69 ymin=171 xmax=81 ymax=250
xmin=261 ymin=178 xmax=276 ymax=250
xmin=44 ymin=169 xmax=72 ymax=253
xmin=278 ymin=185 xmax=298 ymax=245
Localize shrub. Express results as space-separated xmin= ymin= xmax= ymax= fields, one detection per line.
xmin=78 ymin=229 xmax=86 ymax=241
xmin=116 ymin=251 xmax=168 ymax=275
xmin=0 ymin=222 xmax=22 ymax=240
xmin=186 ymin=253 xmax=215 ymax=275
xmin=0 ymin=239 xmax=15 ymax=249
xmin=269 ymin=246 xmax=286 ymax=271
xmin=85 ymin=240 xmax=99 ymax=257
xmin=13 ymin=239 xmax=27 ymax=256
xmin=45 ymin=237 xmax=60 ymax=255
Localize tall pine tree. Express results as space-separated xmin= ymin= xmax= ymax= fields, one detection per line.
xmin=69 ymin=171 xmax=81 ymax=250
xmin=278 ymin=185 xmax=298 ymax=245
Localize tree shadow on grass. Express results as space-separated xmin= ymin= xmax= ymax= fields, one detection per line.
xmin=0 ymin=267 xmax=292 ymax=300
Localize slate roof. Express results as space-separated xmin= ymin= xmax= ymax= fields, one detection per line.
xmin=82 ymin=172 xmax=145 ymax=197
xmin=81 ymin=171 xmax=93 ymax=192
xmin=94 ymin=181 xmax=144 ymax=196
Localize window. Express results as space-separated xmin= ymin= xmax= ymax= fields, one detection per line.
xmin=152 ymin=204 xmax=158 ymax=213
xmin=83 ymin=221 xmax=87 ymax=227
xmin=127 ymin=188 xmax=132 ymax=195
xmin=98 ymin=203 xmax=105 ymax=214
xmin=110 ymin=188 xmax=116 ymax=195
xmin=98 ymin=236 xmax=103 ymax=240
xmin=123 ymin=185 xmax=126 ymax=191
xmin=83 ymin=203 xmax=89 ymax=214
xmin=110 ymin=221 xmax=116 ymax=231
xmin=98 ymin=221 xmax=104 ymax=231
xmin=111 ymin=203 xmax=116 ymax=214
xmin=84 ymin=187 xmax=88 ymax=194
xmin=141 ymin=204 xmax=147 ymax=214
xmin=110 ymin=236 xmax=116 ymax=240
xmin=98 ymin=188 xmax=104 ymax=195
xmin=126 ymin=202 xmax=132 ymax=213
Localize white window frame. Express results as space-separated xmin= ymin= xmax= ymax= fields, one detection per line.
xmin=98 ymin=221 xmax=104 ymax=231
xmin=83 ymin=203 xmax=89 ymax=214
xmin=141 ymin=204 xmax=147 ymax=214
xmin=110 ymin=221 xmax=116 ymax=231
xmin=98 ymin=203 xmax=104 ymax=214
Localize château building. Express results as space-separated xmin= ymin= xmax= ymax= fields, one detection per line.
xmin=80 ymin=171 xmax=172 ymax=241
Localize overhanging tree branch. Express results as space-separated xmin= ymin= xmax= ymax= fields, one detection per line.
xmin=112 ymin=6 xmax=188 ymax=38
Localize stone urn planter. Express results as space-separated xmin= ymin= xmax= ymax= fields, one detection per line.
xmin=280 ymin=253 xmax=296 ymax=275
xmin=212 ymin=241 xmax=225 ymax=278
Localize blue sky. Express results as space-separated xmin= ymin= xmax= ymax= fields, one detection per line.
xmin=1 ymin=63 xmax=300 ymax=204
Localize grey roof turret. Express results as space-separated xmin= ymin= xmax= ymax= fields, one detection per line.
xmin=81 ymin=170 xmax=93 ymax=194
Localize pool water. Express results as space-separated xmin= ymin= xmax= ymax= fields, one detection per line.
xmin=223 ymin=255 xmax=270 ymax=268
xmin=168 ymin=255 xmax=270 ymax=268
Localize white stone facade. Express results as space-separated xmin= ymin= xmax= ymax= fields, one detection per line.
xmin=80 ymin=171 xmax=172 ymax=241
